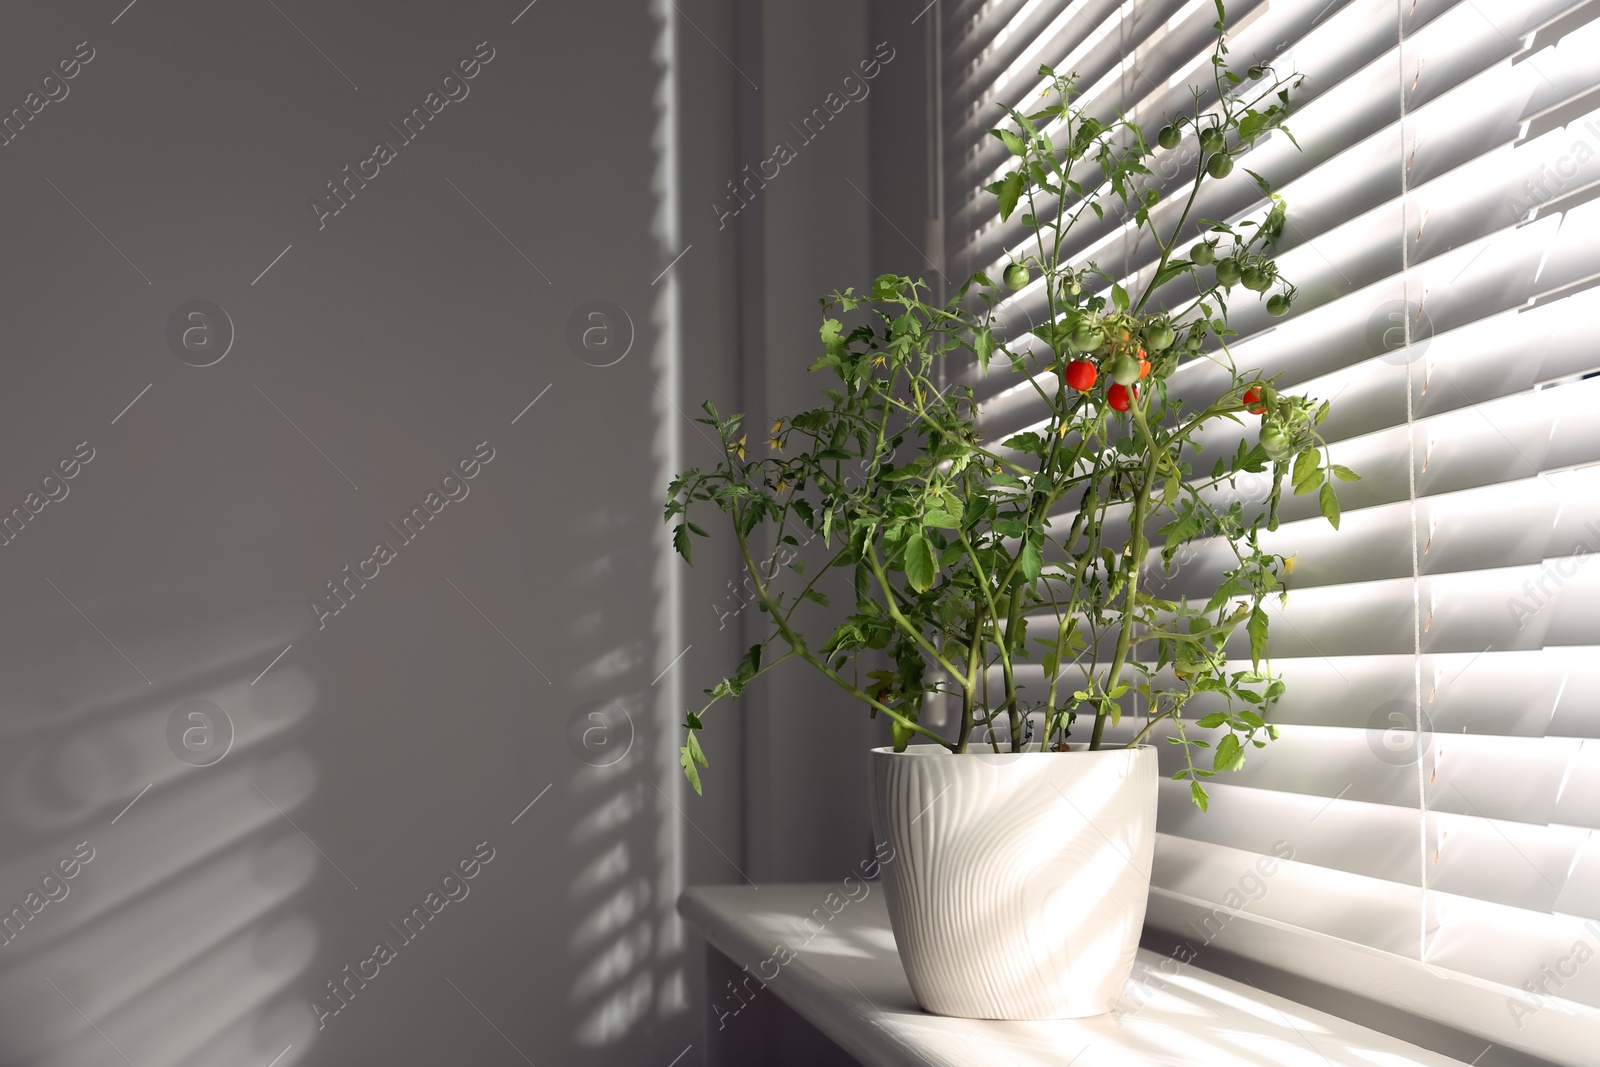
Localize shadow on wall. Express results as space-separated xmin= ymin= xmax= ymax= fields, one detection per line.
xmin=0 ymin=0 xmax=721 ymax=1061
xmin=562 ymin=0 xmax=694 ymax=1050
xmin=0 ymin=609 xmax=317 ymax=1067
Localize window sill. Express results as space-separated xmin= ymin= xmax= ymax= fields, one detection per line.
xmin=680 ymin=883 xmax=1476 ymax=1067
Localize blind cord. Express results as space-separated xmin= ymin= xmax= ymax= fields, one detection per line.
xmin=1396 ymin=0 xmax=1431 ymax=969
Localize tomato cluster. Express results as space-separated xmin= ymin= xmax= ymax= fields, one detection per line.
xmin=1055 ymin=312 xmax=1191 ymax=415
xmin=1188 ymin=240 xmax=1295 ymax=317
xmin=1239 ymin=381 xmax=1317 ymax=465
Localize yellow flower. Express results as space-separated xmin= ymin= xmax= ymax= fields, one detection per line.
xmin=1283 ymin=554 xmax=1298 ymax=575
xmin=768 ymin=438 xmax=782 ymax=452
xmin=771 ymin=419 xmax=783 ymax=435
xmin=728 ymin=435 xmax=746 ymax=462
xmin=775 ymin=480 xmax=788 ymax=493
xmin=872 ymin=354 xmax=887 ymax=368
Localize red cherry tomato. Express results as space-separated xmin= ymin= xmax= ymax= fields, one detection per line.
xmin=1139 ymin=358 xmax=1151 ymax=379
xmin=1243 ymin=387 xmax=1265 ymax=415
xmin=1064 ymin=359 xmax=1097 ymax=392
xmin=1108 ymin=383 xmax=1136 ymax=412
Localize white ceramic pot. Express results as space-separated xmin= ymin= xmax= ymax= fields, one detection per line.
xmin=868 ymin=743 xmax=1157 ymax=1019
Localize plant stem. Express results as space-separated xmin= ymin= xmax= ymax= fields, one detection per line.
xmin=731 ymin=503 xmax=954 ymax=748
xmin=1091 ymin=406 xmax=1161 ymax=748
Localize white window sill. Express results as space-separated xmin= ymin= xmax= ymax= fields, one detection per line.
xmin=680 ymin=883 xmax=1475 ymax=1067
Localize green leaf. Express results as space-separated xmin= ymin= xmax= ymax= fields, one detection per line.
xmin=1112 ymin=283 xmax=1130 ymax=311
xmin=991 ymin=128 xmax=1027 ymax=156
xmin=924 ymin=509 xmax=961 ymax=530
xmin=1331 ymin=464 xmax=1361 ymax=482
xmin=738 ymin=643 xmax=762 ymax=682
xmin=1196 ymin=712 xmax=1229 ymax=729
xmin=737 ymin=495 xmax=770 ymax=538
xmin=904 ymin=532 xmax=938 ymax=593
xmin=679 ymin=743 xmax=704 ymax=794
xmin=1247 ymin=605 xmax=1269 ymax=670
xmin=853 ymin=560 xmax=873 ymax=605
xmin=997 ymin=172 xmax=1024 ymax=222
xmin=1017 ymin=535 xmax=1044 ymax=582
xmin=1292 ymin=448 xmax=1320 ymax=495
xmin=672 ymin=523 xmax=692 ymax=564
xmin=685 ymin=712 xmax=704 ymax=730
xmin=1003 ymin=431 xmax=1048 ymax=456
xmin=1319 ymin=482 xmax=1341 ymax=530
xmin=1213 ymin=733 xmax=1244 ymax=772
xmin=1190 ymin=780 xmax=1210 ymax=811
xmin=974 ymin=326 xmax=995 ymax=370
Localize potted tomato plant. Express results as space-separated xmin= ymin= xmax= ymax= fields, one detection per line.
xmin=665 ymin=12 xmax=1350 ymax=1020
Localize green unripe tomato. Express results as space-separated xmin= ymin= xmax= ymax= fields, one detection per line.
xmin=1267 ymin=294 xmax=1291 ymax=317
xmin=1061 ymin=273 xmax=1083 ymax=299
xmin=1190 ymin=242 xmax=1215 ymax=266
xmin=1259 ymin=421 xmax=1292 ymax=462
xmin=1071 ymin=321 xmax=1103 ymax=351
xmin=1003 ymin=262 xmax=1029 ymax=291
xmin=1248 ymin=64 xmax=1265 ymax=80
xmin=1157 ymin=124 xmax=1181 ymax=150
xmin=1242 ymin=266 xmax=1272 ymax=292
xmin=1207 ymin=152 xmax=1234 ymax=179
xmin=1109 ymin=352 xmax=1141 ymax=386
xmin=1198 ymin=127 xmax=1225 ymax=153
xmin=1144 ymin=322 xmax=1175 ymax=351
xmin=1214 ymin=258 xmax=1243 ymax=287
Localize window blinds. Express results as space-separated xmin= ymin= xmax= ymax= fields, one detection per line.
xmin=940 ymin=1 xmax=1600 ymax=1061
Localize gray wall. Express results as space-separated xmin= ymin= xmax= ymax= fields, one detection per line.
xmin=0 ymin=1 xmax=750 ymax=1064
xmin=732 ymin=0 xmax=938 ymax=888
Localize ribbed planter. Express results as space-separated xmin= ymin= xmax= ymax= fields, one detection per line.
xmin=868 ymin=743 xmax=1157 ymax=1019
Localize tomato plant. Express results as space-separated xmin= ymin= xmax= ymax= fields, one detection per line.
xmin=666 ymin=2 xmax=1352 ymax=809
